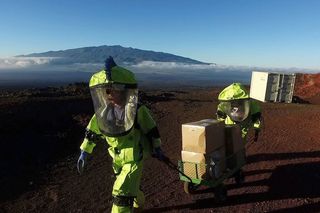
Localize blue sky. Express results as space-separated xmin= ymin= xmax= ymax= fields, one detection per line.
xmin=1 ymin=0 xmax=320 ymax=69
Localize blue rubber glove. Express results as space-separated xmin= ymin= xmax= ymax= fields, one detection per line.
xmin=152 ymin=147 xmax=166 ymax=161
xmin=77 ymin=150 xmax=89 ymax=174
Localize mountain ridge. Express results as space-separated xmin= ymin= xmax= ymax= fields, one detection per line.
xmin=17 ymin=45 xmax=209 ymax=65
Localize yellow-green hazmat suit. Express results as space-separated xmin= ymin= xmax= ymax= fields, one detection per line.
xmin=80 ymin=61 xmax=161 ymax=213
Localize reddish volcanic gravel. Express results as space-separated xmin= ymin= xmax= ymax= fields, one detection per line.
xmin=1 ymin=86 xmax=320 ymax=213
xmin=294 ymin=73 xmax=320 ymax=99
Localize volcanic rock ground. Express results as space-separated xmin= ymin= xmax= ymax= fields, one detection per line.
xmin=1 ymin=84 xmax=320 ymax=213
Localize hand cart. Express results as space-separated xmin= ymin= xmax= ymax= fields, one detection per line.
xmin=177 ymin=148 xmax=246 ymax=202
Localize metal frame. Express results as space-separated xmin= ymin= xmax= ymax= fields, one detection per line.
xmin=178 ymin=149 xmax=246 ymax=188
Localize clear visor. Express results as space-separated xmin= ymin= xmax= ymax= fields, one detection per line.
xmin=90 ymin=84 xmax=138 ymax=136
xmin=220 ymin=99 xmax=250 ymax=122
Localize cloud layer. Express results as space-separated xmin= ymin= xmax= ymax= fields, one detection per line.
xmin=131 ymin=61 xmax=320 ymax=74
xmin=0 ymin=57 xmax=101 ymax=72
xmin=0 ymin=57 xmax=54 ymax=69
xmin=0 ymin=57 xmax=319 ymax=74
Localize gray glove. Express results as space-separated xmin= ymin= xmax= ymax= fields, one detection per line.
xmin=77 ymin=150 xmax=89 ymax=174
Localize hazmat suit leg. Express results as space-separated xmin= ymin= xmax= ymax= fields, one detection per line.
xmin=133 ymin=189 xmax=145 ymax=212
xmin=111 ymin=161 xmax=144 ymax=213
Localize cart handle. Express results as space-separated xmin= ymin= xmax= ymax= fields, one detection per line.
xmin=160 ymin=155 xmax=193 ymax=183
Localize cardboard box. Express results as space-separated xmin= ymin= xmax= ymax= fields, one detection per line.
xmin=224 ymin=125 xmax=246 ymax=169
xmin=225 ymin=125 xmax=244 ymax=155
xmin=181 ymin=146 xmax=227 ymax=180
xmin=182 ymin=119 xmax=225 ymax=153
xmin=181 ymin=150 xmax=206 ymax=179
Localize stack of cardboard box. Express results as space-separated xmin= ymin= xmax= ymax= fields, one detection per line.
xmin=224 ymin=125 xmax=246 ymax=171
xmin=181 ymin=119 xmax=226 ymax=180
xmin=181 ymin=119 xmax=246 ymax=180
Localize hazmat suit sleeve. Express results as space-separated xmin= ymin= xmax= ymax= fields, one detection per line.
xmin=137 ymin=105 xmax=161 ymax=150
xmin=80 ymin=114 xmax=105 ymax=154
xmin=249 ymin=101 xmax=262 ymax=130
xmin=216 ymin=103 xmax=227 ymax=121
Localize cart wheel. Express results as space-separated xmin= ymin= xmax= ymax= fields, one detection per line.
xmin=183 ymin=182 xmax=198 ymax=194
xmin=214 ymin=184 xmax=227 ymax=203
xmin=234 ymin=170 xmax=245 ymax=185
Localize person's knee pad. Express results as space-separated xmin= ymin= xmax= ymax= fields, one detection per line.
xmin=113 ymin=196 xmax=134 ymax=207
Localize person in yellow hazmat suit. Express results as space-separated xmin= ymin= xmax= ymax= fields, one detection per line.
xmin=77 ymin=56 xmax=164 ymax=213
xmin=216 ymin=82 xmax=262 ymax=140
xmin=216 ymin=83 xmax=262 ymax=187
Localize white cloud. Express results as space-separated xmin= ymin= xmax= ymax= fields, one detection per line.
xmin=0 ymin=57 xmax=103 ymax=72
xmin=131 ymin=61 xmax=320 ymax=74
xmin=0 ymin=57 xmax=56 ymax=69
xmin=0 ymin=58 xmax=319 ymax=74
xmin=132 ymin=61 xmax=217 ymax=70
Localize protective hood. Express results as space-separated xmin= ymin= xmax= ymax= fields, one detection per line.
xmin=89 ymin=57 xmax=138 ymax=136
xmin=218 ymin=83 xmax=249 ymax=101
xmin=219 ymin=99 xmax=250 ymax=122
xmin=89 ymin=67 xmax=137 ymax=88
xmin=218 ymin=83 xmax=250 ymax=122
xmin=90 ymin=84 xmax=138 ymax=136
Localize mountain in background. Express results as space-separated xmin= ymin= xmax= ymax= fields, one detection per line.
xmin=17 ymin=45 xmax=208 ymax=65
